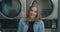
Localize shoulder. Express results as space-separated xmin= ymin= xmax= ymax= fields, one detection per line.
xmin=38 ymin=20 xmax=44 ymax=25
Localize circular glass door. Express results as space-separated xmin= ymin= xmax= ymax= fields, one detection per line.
xmin=1 ymin=0 xmax=22 ymax=18
xmin=32 ymin=0 xmax=53 ymax=18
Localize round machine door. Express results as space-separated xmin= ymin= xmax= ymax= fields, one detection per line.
xmin=32 ymin=0 xmax=54 ymax=18
xmin=41 ymin=0 xmax=53 ymax=18
xmin=1 ymin=0 xmax=22 ymax=18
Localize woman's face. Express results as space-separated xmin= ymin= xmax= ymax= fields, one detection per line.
xmin=29 ymin=7 xmax=38 ymax=18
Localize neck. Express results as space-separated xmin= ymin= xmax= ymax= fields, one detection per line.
xmin=28 ymin=17 xmax=35 ymax=22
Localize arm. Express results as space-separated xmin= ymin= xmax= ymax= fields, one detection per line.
xmin=17 ymin=18 xmax=23 ymax=32
xmin=40 ymin=21 xmax=45 ymax=32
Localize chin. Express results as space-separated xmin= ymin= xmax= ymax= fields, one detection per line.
xmin=30 ymin=16 xmax=35 ymax=18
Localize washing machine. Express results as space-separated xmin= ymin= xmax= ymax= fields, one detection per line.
xmin=0 ymin=0 xmax=26 ymax=19
xmin=42 ymin=0 xmax=58 ymax=19
xmin=41 ymin=0 xmax=58 ymax=19
xmin=26 ymin=0 xmax=58 ymax=20
xmin=0 ymin=0 xmax=26 ymax=32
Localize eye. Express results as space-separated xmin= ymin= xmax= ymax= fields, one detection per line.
xmin=30 ymin=9 xmax=33 ymax=11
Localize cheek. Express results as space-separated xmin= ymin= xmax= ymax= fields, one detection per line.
xmin=29 ymin=11 xmax=37 ymax=16
xmin=32 ymin=12 xmax=37 ymax=16
xmin=34 ymin=12 xmax=37 ymax=16
xmin=29 ymin=11 xmax=32 ymax=14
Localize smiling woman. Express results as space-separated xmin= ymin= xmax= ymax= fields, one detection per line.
xmin=17 ymin=5 xmax=45 ymax=32
xmin=1 ymin=0 xmax=22 ymax=18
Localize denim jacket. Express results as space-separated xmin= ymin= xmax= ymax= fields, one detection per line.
xmin=17 ymin=18 xmax=45 ymax=32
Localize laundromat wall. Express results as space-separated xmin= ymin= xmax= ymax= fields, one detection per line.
xmin=0 ymin=0 xmax=58 ymax=32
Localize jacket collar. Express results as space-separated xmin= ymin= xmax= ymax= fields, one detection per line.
xmin=24 ymin=18 xmax=40 ymax=24
xmin=25 ymin=19 xmax=39 ymax=24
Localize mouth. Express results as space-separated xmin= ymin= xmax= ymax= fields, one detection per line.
xmin=30 ymin=13 xmax=35 ymax=17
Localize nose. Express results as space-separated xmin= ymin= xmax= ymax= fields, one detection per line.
xmin=32 ymin=11 xmax=35 ymax=14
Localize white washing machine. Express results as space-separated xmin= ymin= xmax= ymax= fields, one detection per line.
xmin=26 ymin=0 xmax=58 ymax=20
xmin=42 ymin=0 xmax=58 ymax=20
xmin=0 ymin=0 xmax=26 ymax=19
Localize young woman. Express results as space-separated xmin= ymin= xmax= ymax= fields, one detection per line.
xmin=17 ymin=5 xmax=45 ymax=32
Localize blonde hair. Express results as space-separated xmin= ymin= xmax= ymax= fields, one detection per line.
xmin=27 ymin=5 xmax=42 ymax=21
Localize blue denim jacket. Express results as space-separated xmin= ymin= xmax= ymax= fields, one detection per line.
xmin=17 ymin=18 xmax=45 ymax=32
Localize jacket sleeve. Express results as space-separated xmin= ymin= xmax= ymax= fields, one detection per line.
xmin=17 ymin=18 xmax=23 ymax=32
xmin=40 ymin=21 xmax=45 ymax=32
